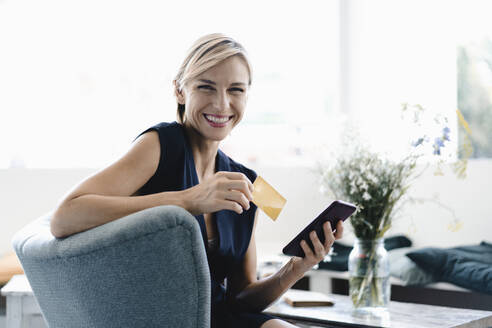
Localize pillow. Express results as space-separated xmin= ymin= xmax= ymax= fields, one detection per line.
xmin=406 ymin=242 xmax=492 ymax=294
xmin=388 ymin=247 xmax=436 ymax=286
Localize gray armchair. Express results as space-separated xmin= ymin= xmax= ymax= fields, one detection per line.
xmin=12 ymin=205 xmax=211 ymax=328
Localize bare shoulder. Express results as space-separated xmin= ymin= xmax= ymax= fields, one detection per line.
xmin=59 ymin=130 xmax=161 ymax=202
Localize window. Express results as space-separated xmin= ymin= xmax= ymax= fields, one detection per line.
xmin=3 ymin=1 xmax=484 ymax=169
xmin=339 ymin=0 xmax=492 ymax=163
xmin=0 ymin=0 xmax=339 ymax=168
xmin=334 ymin=0 xmax=459 ymax=162
xmin=457 ymin=1 xmax=492 ymax=158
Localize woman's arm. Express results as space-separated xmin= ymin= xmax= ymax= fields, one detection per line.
xmin=228 ymin=211 xmax=344 ymax=312
xmin=51 ymin=191 xmax=190 ymax=238
xmin=51 ymin=131 xmax=254 ymax=238
xmin=50 ymin=131 xmax=182 ymax=238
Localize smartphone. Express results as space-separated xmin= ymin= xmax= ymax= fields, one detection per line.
xmin=282 ymin=200 xmax=357 ymax=257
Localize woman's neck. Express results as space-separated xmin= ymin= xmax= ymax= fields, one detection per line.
xmin=183 ymin=123 xmax=220 ymax=180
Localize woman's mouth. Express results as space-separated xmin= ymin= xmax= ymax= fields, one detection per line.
xmin=204 ymin=114 xmax=233 ymax=127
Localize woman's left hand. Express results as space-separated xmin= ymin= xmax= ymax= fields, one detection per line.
xmin=291 ymin=220 xmax=344 ymax=275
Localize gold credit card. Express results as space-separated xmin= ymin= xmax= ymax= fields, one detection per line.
xmin=252 ymin=176 xmax=286 ymax=221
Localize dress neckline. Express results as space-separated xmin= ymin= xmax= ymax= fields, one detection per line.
xmin=179 ymin=122 xmax=230 ymax=254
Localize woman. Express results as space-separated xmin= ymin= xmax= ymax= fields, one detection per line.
xmin=50 ymin=33 xmax=344 ymax=328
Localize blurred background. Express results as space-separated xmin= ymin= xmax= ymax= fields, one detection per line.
xmin=1 ymin=0 xmax=491 ymax=256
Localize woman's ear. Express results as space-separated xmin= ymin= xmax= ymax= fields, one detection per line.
xmin=173 ymin=80 xmax=185 ymax=105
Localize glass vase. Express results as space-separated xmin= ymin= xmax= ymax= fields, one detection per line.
xmin=348 ymin=238 xmax=390 ymax=313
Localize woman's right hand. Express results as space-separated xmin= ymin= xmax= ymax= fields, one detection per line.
xmin=184 ymin=171 xmax=254 ymax=215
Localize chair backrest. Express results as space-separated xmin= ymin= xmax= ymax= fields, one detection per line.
xmin=13 ymin=205 xmax=211 ymax=328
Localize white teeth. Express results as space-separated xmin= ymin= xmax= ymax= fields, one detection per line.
xmin=205 ymin=114 xmax=231 ymax=123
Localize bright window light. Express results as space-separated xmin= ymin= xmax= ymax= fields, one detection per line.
xmin=1 ymin=0 xmax=489 ymax=169
xmin=0 ymin=0 xmax=339 ymax=168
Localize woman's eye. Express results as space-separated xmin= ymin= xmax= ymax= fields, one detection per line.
xmin=197 ymin=85 xmax=244 ymax=93
xmin=198 ymin=85 xmax=214 ymax=90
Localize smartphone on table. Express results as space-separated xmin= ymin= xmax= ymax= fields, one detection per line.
xmin=282 ymin=200 xmax=357 ymax=258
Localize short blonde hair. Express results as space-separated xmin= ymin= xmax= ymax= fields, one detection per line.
xmin=173 ymin=33 xmax=253 ymax=123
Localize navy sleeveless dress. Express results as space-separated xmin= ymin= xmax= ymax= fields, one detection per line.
xmin=135 ymin=122 xmax=277 ymax=328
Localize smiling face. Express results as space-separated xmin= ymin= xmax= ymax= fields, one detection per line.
xmin=176 ymin=55 xmax=250 ymax=142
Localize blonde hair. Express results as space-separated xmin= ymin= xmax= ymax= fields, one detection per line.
xmin=173 ymin=33 xmax=253 ymax=123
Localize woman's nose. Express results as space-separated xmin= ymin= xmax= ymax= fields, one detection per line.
xmin=213 ymin=90 xmax=230 ymax=111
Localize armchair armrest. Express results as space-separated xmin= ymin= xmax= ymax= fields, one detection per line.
xmin=13 ymin=205 xmax=210 ymax=328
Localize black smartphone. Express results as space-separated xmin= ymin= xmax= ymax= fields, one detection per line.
xmin=282 ymin=200 xmax=357 ymax=257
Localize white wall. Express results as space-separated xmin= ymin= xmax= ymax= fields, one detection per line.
xmin=253 ymin=161 xmax=492 ymax=257
xmin=1 ymin=161 xmax=491 ymax=258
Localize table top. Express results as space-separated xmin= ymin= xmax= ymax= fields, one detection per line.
xmin=265 ymin=290 xmax=492 ymax=328
xmin=1 ymin=274 xmax=33 ymax=296
xmin=4 ymin=275 xmax=492 ymax=327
